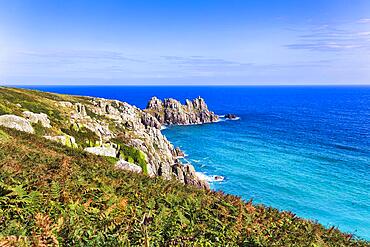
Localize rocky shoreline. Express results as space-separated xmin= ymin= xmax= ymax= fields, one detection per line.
xmin=0 ymin=88 xmax=218 ymax=189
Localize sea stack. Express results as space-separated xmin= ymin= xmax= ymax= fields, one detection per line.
xmin=225 ymin=113 xmax=238 ymax=120
xmin=145 ymin=96 xmax=219 ymax=125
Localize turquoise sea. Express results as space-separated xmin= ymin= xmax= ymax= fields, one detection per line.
xmin=23 ymin=86 xmax=370 ymax=239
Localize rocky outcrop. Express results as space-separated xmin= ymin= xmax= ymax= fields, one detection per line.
xmin=225 ymin=114 xmax=238 ymax=120
xmin=57 ymin=101 xmax=73 ymax=108
xmin=0 ymin=88 xmax=210 ymax=189
xmin=44 ymin=135 xmax=78 ymax=148
xmin=0 ymin=115 xmax=34 ymax=133
xmin=63 ymin=97 xmax=210 ymax=189
xmin=116 ymin=159 xmax=142 ymax=173
xmin=174 ymin=147 xmax=185 ymax=158
xmin=84 ymin=146 xmax=117 ymax=158
xmin=145 ymin=96 xmax=219 ymax=125
xmin=141 ymin=112 xmax=161 ymax=129
xmin=23 ymin=111 xmax=51 ymax=128
xmin=55 ymin=98 xmax=199 ymax=186
xmin=1 ymin=94 xmax=209 ymax=189
xmin=75 ymin=103 xmax=87 ymax=117
xmin=173 ymin=163 xmax=209 ymax=189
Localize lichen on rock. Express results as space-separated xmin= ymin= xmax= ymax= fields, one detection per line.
xmin=115 ymin=159 xmax=142 ymax=173
xmin=0 ymin=114 xmax=34 ymax=133
xmin=23 ymin=111 xmax=52 ymax=128
xmin=44 ymin=134 xmax=78 ymax=148
xmin=84 ymin=145 xmax=117 ymax=158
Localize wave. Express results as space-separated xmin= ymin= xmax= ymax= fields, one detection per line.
xmin=227 ymin=117 xmax=240 ymax=121
xmin=190 ymin=159 xmax=201 ymax=163
xmin=215 ymin=118 xmax=226 ymax=122
xmin=196 ymin=172 xmax=225 ymax=183
xmin=217 ymin=115 xmax=240 ymax=121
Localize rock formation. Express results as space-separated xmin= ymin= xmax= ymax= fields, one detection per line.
xmin=23 ymin=111 xmax=52 ymax=128
xmin=116 ymin=159 xmax=142 ymax=173
xmin=84 ymin=146 xmax=117 ymax=158
xmin=225 ymin=113 xmax=238 ymax=120
xmin=0 ymin=90 xmax=211 ymax=189
xmin=145 ymin=96 xmax=219 ymax=125
xmin=0 ymin=115 xmax=34 ymax=133
xmin=57 ymin=97 xmax=209 ymax=189
xmin=44 ymin=135 xmax=78 ymax=148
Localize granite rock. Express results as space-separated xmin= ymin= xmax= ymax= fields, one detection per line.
xmin=116 ymin=159 xmax=142 ymax=173
xmin=23 ymin=111 xmax=52 ymax=128
xmin=0 ymin=115 xmax=34 ymax=133
xmin=146 ymin=96 xmax=219 ymax=125
xmin=84 ymin=146 xmax=117 ymax=158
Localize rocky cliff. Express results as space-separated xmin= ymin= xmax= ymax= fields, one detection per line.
xmin=0 ymin=87 xmax=209 ymax=189
xmin=145 ymin=96 xmax=219 ymax=125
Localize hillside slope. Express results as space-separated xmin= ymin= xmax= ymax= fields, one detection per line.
xmin=0 ymin=87 xmax=367 ymax=246
xmin=0 ymin=86 xmax=207 ymax=188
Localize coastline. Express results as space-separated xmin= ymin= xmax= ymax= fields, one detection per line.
xmin=1 ymin=85 xmax=368 ymax=243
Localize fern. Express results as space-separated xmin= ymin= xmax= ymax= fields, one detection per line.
xmin=50 ymin=181 xmax=61 ymax=200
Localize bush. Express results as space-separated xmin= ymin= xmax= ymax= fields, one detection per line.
xmin=114 ymin=140 xmax=148 ymax=175
xmin=61 ymin=125 xmax=99 ymax=148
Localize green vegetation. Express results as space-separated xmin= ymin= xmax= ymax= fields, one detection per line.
xmin=61 ymin=124 xmax=100 ymax=148
xmin=0 ymin=129 xmax=9 ymax=141
xmin=0 ymin=87 xmax=368 ymax=246
xmin=113 ymin=138 xmax=149 ymax=175
xmin=32 ymin=122 xmax=48 ymax=136
xmin=0 ymin=128 xmax=367 ymax=246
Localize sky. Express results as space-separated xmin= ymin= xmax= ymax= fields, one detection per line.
xmin=0 ymin=0 xmax=370 ymax=85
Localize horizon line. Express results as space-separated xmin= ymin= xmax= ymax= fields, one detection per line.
xmin=2 ymin=83 xmax=370 ymax=87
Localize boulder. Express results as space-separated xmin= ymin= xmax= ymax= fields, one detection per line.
xmin=225 ymin=113 xmax=238 ymax=120
xmin=84 ymin=146 xmax=117 ymax=157
xmin=0 ymin=115 xmax=34 ymax=133
xmin=115 ymin=159 xmax=142 ymax=173
xmin=23 ymin=111 xmax=51 ymax=128
xmin=58 ymin=101 xmax=73 ymax=108
xmin=44 ymin=135 xmax=78 ymax=148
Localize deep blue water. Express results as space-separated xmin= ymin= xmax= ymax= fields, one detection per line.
xmin=21 ymin=86 xmax=370 ymax=239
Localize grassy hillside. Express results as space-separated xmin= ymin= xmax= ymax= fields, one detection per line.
xmin=0 ymin=87 xmax=368 ymax=246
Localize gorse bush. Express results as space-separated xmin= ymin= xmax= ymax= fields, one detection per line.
xmin=0 ymin=127 xmax=367 ymax=247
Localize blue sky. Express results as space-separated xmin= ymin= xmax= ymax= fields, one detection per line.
xmin=0 ymin=0 xmax=370 ymax=85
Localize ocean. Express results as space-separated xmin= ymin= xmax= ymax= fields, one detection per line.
xmin=21 ymin=85 xmax=370 ymax=239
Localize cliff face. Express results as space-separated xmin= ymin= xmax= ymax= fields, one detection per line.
xmin=73 ymin=98 xmax=208 ymax=188
xmin=145 ymin=96 xmax=219 ymax=125
xmin=0 ymin=87 xmax=209 ymax=189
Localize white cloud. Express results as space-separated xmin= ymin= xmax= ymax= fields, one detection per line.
xmin=286 ymin=23 xmax=370 ymax=52
xmin=358 ymin=18 xmax=370 ymax=24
